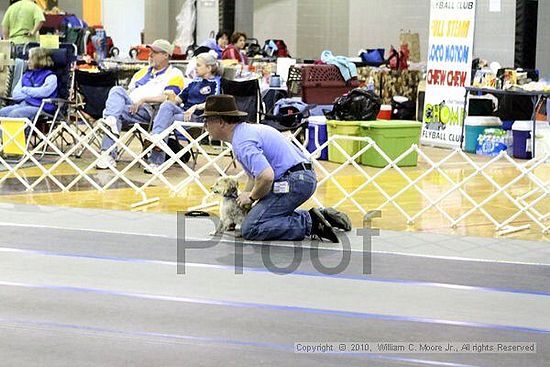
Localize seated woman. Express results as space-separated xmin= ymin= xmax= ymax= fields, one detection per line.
xmin=221 ymin=31 xmax=248 ymax=64
xmin=199 ymin=31 xmax=229 ymax=59
xmin=0 ymin=47 xmax=57 ymax=122
xmin=147 ymin=52 xmax=222 ymax=170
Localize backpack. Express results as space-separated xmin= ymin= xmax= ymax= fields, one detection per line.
xmin=271 ymin=98 xmax=309 ymax=127
xmin=261 ymin=98 xmax=310 ymax=131
xmin=325 ymin=88 xmax=381 ymax=121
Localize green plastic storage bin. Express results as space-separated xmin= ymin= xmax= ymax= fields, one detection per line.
xmin=326 ymin=120 xmax=364 ymax=163
xmin=360 ymin=120 xmax=422 ymax=167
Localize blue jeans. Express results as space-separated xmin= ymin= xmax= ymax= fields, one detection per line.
xmin=100 ymin=86 xmax=152 ymax=158
xmin=0 ymin=102 xmax=40 ymax=120
xmin=149 ymin=101 xmax=203 ymax=165
xmin=151 ymin=101 xmax=185 ymax=134
xmin=149 ymin=101 xmax=185 ymax=165
xmin=241 ymin=169 xmax=316 ymax=241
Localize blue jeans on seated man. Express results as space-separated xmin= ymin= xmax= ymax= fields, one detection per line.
xmin=241 ymin=169 xmax=316 ymax=241
xmin=100 ymin=86 xmax=152 ymax=159
xmin=148 ymin=100 xmax=201 ymax=165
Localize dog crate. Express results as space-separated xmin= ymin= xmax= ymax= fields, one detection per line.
xmin=286 ymin=65 xmax=303 ymax=97
xmin=288 ymin=64 xmax=359 ymax=104
xmin=287 ymin=64 xmax=360 ymax=104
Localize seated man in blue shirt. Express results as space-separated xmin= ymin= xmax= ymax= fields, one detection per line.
xmin=202 ymin=95 xmax=351 ymax=242
xmin=95 ymin=39 xmax=184 ymax=170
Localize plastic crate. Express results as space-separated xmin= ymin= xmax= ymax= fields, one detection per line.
xmin=326 ymin=120 xmax=364 ymax=163
xmin=360 ymin=120 xmax=422 ymax=167
xmin=300 ymin=64 xmax=359 ymax=104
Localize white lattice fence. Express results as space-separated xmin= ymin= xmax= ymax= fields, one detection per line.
xmin=0 ymin=119 xmax=548 ymax=234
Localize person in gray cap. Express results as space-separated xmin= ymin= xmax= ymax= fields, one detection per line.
xmin=96 ymin=39 xmax=184 ymax=169
xmin=203 ymin=94 xmax=352 ymax=243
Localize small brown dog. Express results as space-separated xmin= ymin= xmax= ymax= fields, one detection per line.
xmin=210 ymin=176 xmax=249 ymax=236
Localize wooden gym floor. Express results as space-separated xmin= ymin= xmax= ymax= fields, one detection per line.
xmin=0 ymin=146 xmax=548 ymax=242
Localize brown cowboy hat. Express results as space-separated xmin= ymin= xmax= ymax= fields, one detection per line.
xmin=202 ymin=95 xmax=248 ymax=117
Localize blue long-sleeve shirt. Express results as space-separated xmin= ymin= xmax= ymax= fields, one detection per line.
xmin=179 ymin=75 xmax=221 ymax=112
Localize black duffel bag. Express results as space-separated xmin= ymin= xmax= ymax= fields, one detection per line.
xmin=325 ymin=88 xmax=381 ymax=121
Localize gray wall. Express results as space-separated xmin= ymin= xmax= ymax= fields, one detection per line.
xmin=297 ymin=0 xmax=349 ymax=59
xmin=349 ymin=0 xmax=430 ymax=60
xmin=350 ymin=0 xmax=516 ymax=66
xmin=235 ymin=0 xmax=253 ymax=37
xmin=196 ymin=0 xmax=219 ymax=45
xmin=537 ymin=0 xmax=550 ymax=77
xmin=144 ymin=0 xmax=170 ymax=43
xmin=473 ymin=0 xmax=516 ymax=67
xmin=253 ymin=0 xmax=298 ymax=56
xmin=245 ymin=0 xmax=519 ymax=66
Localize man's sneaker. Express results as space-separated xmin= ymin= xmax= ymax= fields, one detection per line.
xmin=144 ymin=162 xmax=161 ymax=174
xmin=100 ymin=116 xmax=119 ymax=137
xmin=309 ymin=208 xmax=339 ymax=243
xmin=96 ymin=154 xmax=117 ymax=170
xmin=320 ymin=208 xmax=352 ymax=231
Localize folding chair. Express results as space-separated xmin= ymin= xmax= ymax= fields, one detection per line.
xmin=74 ymin=69 xmax=117 ymax=121
xmin=75 ymin=70 xmax=160 ymax=163
xmin=111 ymin=103 xmax=157 ymax=162
xmin=20 ymin=42 xmax=78 ymax=158
xmin=73 ymin=68 xmax=118 ymax=154
xmin=262 ymin=87 xmax=288 ymax=114
xmin=221 ymin=78 xmax=263 ymax=123
xmin=197 ymin=78 xmax=262 ymax=171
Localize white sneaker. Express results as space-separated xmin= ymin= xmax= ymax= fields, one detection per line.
xmin=101 ymin=116 xmax=119 ymax=136
xmin=96 ymin=154 xmax=117 ymax=170
xmin=144 ymin=162 xmax=160 ymax=174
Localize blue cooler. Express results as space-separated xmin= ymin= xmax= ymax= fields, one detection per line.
xmin=464 ymin=116 xmax=502 ymax=153
xmin=512 ymin=120 xmax=533 ymax=159
xmin=307 ymin=116 xmax=328 ymax=160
